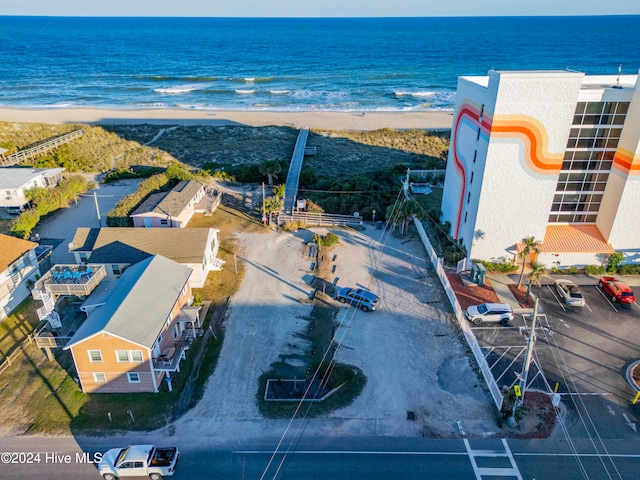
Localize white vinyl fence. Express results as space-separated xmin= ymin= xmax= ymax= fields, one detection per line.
xmin=413 ymin=216 xmax=504 ymax=410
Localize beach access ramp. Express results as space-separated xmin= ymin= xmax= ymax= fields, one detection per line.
xmin=283 ymin=129 xmax=309 ymax=214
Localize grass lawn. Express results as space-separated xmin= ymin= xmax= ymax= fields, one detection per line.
xmin=0 ymin=298 xmax=42 ymax=360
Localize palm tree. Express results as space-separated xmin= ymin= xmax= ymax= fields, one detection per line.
xmin=517 ymin=236 xmax=542 ymax=289
xmin=526 ymin=261 xmax=546 ymax=302
xmin=259 ymin=160 xmax=282 ymax=186
xmin=400 ymin=200 xmax=423 ymax=236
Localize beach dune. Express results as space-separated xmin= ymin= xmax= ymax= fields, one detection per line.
xmin=0 ymin=107 xmax=453 ymax=131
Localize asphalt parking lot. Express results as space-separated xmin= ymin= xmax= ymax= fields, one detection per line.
xmin=470 ymin=276 xmax=640 ymax=439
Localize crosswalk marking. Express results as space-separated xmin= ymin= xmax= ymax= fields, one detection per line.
xmin=464 ymin=438 xmax=523 ymax=480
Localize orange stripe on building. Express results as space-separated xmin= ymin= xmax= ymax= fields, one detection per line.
xmin=613 ymin=148 xmax=640 ymax=176
xmin=490 ymin=116 xmax=563 ymax=174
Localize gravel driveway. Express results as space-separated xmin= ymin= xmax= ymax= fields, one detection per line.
xmin=172 ymin=225 xmax=497 ymax=446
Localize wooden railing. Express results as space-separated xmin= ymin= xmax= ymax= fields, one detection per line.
xmin=278 ymin=211 xmax=364 ymax=227
xmin=1 ymin=129 xmax=84 ymax=166
xmin=34 ymin=264 xmax=107 ymax=297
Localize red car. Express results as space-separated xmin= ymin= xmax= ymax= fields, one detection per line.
xmin=599 ymin=276 xmax=635 ymax=304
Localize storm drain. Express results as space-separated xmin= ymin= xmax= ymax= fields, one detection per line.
xmin=406 ymin=411 xmax=416 ymax=421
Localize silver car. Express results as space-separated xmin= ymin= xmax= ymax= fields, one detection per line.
xmin=555 ymin=279 xmax=586 ymax=307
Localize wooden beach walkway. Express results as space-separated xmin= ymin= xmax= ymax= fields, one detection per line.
xmin=283 ymin=128 xmax=309 ymax=215
xmin=0 ymin=128 xmax=84 ymax=166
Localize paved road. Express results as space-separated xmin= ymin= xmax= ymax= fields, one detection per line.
xmin=1 ymin=436 xmax=639 ymax=479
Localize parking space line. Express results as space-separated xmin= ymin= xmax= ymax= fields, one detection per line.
xmin=595 ymin=285 xmax=619 ymax=312
xmin=546 ymin=285 xmax=566 ymax=312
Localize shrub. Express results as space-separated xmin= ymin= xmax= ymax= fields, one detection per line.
xmin=475 ymin=259 xmax=518 ymax=274
xmin=606 ymin=252 xmax=625 ymax=274
xmin=9 ymin=209 xmax=41 ymax=238
xmin=444 ymin=244 xmax=467 ymax=266
xmin=584 ymin=265 xmax=606 ymax=276
xmin=618 ymin=264 xmax=640 ymax=275
xmin=312 ymin=232 xmax=340 ymax=247
xmin=567 ymin=266 xmax=578 ymax=274
xmin=282 ymin=221 xmax=300 ymax=231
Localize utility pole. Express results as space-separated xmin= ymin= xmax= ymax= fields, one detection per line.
xmin=508 ymin=297 xmax=539 ymax=427
xmin=261 ymin=182 xmax=267 ymax=225
xmin=93 ymin=191 xmax=101 ymax=226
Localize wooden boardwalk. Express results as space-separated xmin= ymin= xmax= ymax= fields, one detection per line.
xmin=283 ymin=129 xmax=309 ymax=214
xmin=1 ymin=128 xmax=84 ymax=166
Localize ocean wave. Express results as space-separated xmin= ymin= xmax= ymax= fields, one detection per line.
xmin=179 ymin=76 xmax=219 ymax=82
xmin=394 ymin=90 xmax=437 ymax=98
xmin=235 ymin=89 xmax=257 ymax=94
xmin=228 ymin=77 xmax=275 ymax=83
xmin=135 ymin=102 xmax=167 ymax=107
xmin=269 ymin=89 xmax=290 ymax=95
xmin=154 ymin=85 xmax=202 ymax=94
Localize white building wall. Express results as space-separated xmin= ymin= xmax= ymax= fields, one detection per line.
xmin=444 ymin=71 xmax=584 ymax=261
xmin=0 ymin=250 xmax=39 ymax=321
xmin=604 ymin=73 xmax=640 ymax=262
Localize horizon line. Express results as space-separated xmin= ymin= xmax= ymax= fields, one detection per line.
xmin=1 ymin=14 xmax=640 ymax=19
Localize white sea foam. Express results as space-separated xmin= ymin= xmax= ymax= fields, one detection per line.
xmin=269 ymin=89 xmax=291 ymax=95
xmin=394 ymin=90 xmax=437 ymax=98
xmin=153 ymin=85 xmax=201 ymax=95
xmin=235 ymin=89 xmax=257 ymax=94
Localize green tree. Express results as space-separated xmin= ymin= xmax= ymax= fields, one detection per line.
xmin=400 ymin=199 xmax=423 ymax=235
xmin=259 ymin=160 xmax=282 ymax=186
xmin=517 ymin=236 xmax=542 ymax=289
xmin=272 ymin=183 xmax=285 ymax=198
xmin=165 ymin=164 xmax=195 ymax=181
xmin=264 ymin=196 xmax=283 ymax=215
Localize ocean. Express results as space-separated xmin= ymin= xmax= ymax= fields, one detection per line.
xmin=1 ymin=16 xmax=640 ymax=112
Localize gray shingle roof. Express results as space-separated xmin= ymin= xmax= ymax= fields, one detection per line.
xmin=130 ymin=180 xmax=203 ymax=217
xmin=65 ymin=255 xmax=192 ymax=349
xmin=70 ymin=227 xmax=215 ymax=264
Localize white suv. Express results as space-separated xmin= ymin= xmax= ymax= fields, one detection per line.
xmin=465 ymin=303 xmax=514 ymax=325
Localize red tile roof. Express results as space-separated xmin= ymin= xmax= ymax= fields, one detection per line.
xmin=540 ymin=224 xmax=614 ymax=253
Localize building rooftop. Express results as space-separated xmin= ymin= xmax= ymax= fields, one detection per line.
xmin=65 ymin=255 xmax=192 ymax=349
xmin=0 ymin=167 xmax=65 ymax=189
xmin=70 ymin=227 xmax=217 ymax=264
xmin=540 ymin=224 xmax=615 ymax=254
xmin=130 ymin=179 xmax=203 ymax=217
xmin=0 ymin=233 xmax=37 ymax=271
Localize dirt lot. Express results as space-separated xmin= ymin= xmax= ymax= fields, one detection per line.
xmin=170 ymin=224 xmax=497 ymax=446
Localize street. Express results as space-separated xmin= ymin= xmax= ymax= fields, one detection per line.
xmin=1 ymin=435 xmax=640 ymax=479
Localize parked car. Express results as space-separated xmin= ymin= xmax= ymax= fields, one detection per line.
xmin=555 ymin=279 xmax=586 ymax=307
xmin=599 ymin=276 xmax=635 ymax=304
xmin=336 ymin=287 xmax=379 ymax=312
xmin=465 ymin=303 xmax=514 ymax=325
xmin=98 ymin=444 xmax=179 ymax=480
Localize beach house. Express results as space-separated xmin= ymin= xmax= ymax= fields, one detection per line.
xmin=130 ymin=179 xmax=205 ymax=228
xmin=68 ymin=227 xmax=223 ymax=288
xmin=0 ymin=234 xmax=39 ymax=321
xmin=441 ymin=70 xmax=640 ymax=267
xmin=64 ymin=254 xmax=199 ymax=393
xmin=0 ymin=167 xmax=65 ymax=210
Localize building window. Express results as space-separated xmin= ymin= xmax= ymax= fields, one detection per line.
xmin=116 ymin=350 xmax=129 ymax=362
xmin=88 ymin=350 xmax=102 ymax=362
xmin=78 ymin=252 xmax=89 ymax=262
xmin=93 ymin=372 xmax=107 ymax=383
xmin=467 ymin=192 xmax=471 ymax=204
xmin=130 ymin=350 xmax=143 ymax=362
xmin=473 ymin=151 xmax=477 ymax=163
xmin=160 ymin=219 xmax=169 ymax=225
xmin=111 ymin=265 xmax=121 ymax=275
xmin=464 ymin=212 xmax=468 ymax=223
xmin=476 ymin=128 xmax=481 ymax=140
xmin=174 ymin=325 xmax=179 ymax=340
xmin=127 ymin=372 xmax=141 ymax=383
xmin=470 ymin=172 xmax=474 ymax=184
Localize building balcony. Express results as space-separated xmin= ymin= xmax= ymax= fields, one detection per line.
xmin=152 ymin=343 xmax=185 ymax=372
xmin=34 ymin=264 xmax=107 ymax=297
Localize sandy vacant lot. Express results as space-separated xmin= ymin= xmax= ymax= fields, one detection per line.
xmin=171 ymin=224 xmax=497 ymax=447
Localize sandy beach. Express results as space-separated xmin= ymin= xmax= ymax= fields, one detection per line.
xmin=0 ymin=107 xmax=453 ymax=131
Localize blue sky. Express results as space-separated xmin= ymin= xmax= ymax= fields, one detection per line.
xmin=0 ymin=0 xmax=639 ymax=17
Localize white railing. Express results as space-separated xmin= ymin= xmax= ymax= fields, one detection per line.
xmin=413 ymin=216 xmax=504 ymax=410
